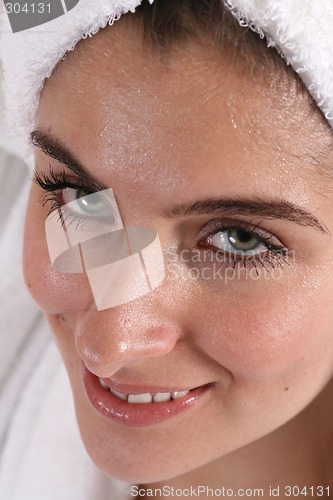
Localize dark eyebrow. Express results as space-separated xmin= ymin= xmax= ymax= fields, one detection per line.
xmin=30 ymin=129 xmax=106 ymax=190
xmin=30 ymin=130 xmax=328 ymax=235
xmin=164 ymin=198 xmax=329 ymax=234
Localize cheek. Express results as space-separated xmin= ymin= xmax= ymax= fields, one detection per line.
xmin=190 ymin=273 xmax=333 ymax=383
xmin=23 ymin=187 xmax=92 ymax=314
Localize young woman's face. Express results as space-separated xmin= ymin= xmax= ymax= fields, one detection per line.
xmin=24 ymin=20 xmax=333 ymax=483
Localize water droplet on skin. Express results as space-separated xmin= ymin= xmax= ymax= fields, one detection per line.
xmin=99 ymin=125 xmax=109 ymax=138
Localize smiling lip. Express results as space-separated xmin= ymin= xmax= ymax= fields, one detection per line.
xmin=82 ymin=363 xmax=212 ymax=427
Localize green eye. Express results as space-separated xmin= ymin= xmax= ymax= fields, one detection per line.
xmin=62 ymin=188 xmax=110 ymax=217
xmin=228 ymin=229 xmax=262 ymax=252
xmin=75 ymin=189 xmax=109 ymax=216
xmin=209 ymin=228 xmax=267 ymax=255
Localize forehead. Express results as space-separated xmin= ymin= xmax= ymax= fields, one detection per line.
xmin=36 ymin=17 xmax=333 ymax=203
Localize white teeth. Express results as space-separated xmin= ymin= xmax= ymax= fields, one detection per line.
xmin=99 ymin=378 xmax=110 ymax=391
xmin=110 ymin=389 xmax=128 ymax=401
xmin=153 ymin=392 xmax=172 ymax=402
xmin=128 ymin=393 xmax=153 ymax=404
xmin=172 ymin=391 xmax=189 ymax=400
xmin=98 ymin=378 xmax=191 ymax=403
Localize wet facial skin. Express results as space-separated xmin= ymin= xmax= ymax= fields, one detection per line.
xmin=24 ymin=17 xmax=333 ymax=489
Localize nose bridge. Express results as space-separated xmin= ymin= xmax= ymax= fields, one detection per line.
xmin=74 ymin=292 xmax=182 ymax=377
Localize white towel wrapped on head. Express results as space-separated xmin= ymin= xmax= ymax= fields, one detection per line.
xmin=0 ymin=0 xmax=154 ymax=163
xmin=0 ymin=0 xmax=332 ymax=165
xmin=226 ymin=0 xmax=333 ymax=125
xmin=0 ymin=1 xmax=332 ymax=499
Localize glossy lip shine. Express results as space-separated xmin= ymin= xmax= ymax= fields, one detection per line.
xmin=82 ymin=363 xmax=211 ymax=427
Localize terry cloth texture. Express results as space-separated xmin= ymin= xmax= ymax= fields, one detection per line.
xmin=0 ymin=0 xmax=332 ymax=165
xmin=225 ymin=0 xmax=333 ymax=126
xmin=0 ymin=0 xmax=154 ymax=164
xmin=0 ymin=151 xmax=132 ymax=500
xmin=0 ymin=2 xmax=331 ymax=497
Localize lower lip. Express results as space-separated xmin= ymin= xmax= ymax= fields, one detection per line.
xmin=82 ymin=364 xmax=210 ymax=427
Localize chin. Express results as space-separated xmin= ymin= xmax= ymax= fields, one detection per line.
xmin=74 ymin=411 xmax=207 ymax=484
xmin=79 ymin=436 xmax=184 ymax=484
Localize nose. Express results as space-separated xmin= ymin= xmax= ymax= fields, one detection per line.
xmin=74 ymin=293 xmax=182 ymax=378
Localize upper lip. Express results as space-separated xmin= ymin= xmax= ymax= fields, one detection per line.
xmin=99 ymin=378 xmax=213 ymax=395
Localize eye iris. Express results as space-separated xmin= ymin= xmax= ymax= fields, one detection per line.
xmin=228 ymin=229 xmax=260 ymax=252
xmin=76 ymin=189 xmax=106 ymax=214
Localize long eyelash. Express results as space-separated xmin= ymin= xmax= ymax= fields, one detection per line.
xmin=217 ymin=250 xmax=290 ymax=276
xmin=32 ymin=166 xmax=83 ymax=191
xmin=206 ymin=219 xmax=288 ymax=253
xmin=200 ymin=220 xmax=292 ymax=275
xmin=32 ymin=166 xmax=92 ymax=226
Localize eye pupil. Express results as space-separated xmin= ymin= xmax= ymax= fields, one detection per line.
xmin=76 ymin=189 xmax=106 ymax=214
xmin=231 ymin=229 xmax=252 ymax=243
xmin=228 ymin=229 xmax=260 ymax=251
xmin=77 ymin=188 xmax=86 ymax=199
